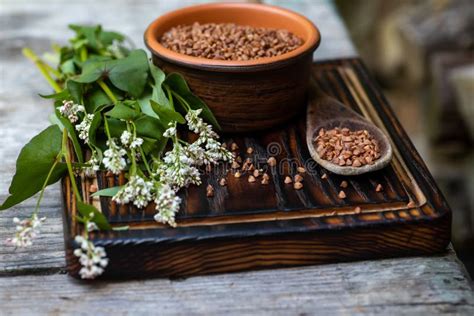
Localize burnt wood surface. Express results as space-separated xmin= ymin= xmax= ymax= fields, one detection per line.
xmin=62 ymin=59 xmax=451 ymax=279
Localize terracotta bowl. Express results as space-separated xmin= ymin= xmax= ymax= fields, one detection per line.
xmin=144 ymin=3 xmax=320 ymax=132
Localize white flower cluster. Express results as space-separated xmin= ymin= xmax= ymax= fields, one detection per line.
xmin=153 ymin=184 xmax=181 ymax=227
xmin=75 ymin=113 xmax=94 ymax=144
xmin=84 ymin=151 xmax=101 ymax=177
xmin=120 ymin=131 xmax=143 ymax=149
xmin=103 ymin=139 xmax=127 ymax=174
xmin=112 ymin=175 xmax=154 ymax=208
xmin=59 ymin=100 xmax=84 ymax=123
xmin=185 ymin=109 xmax=233 ymax=163
xmin=160 ymin=143 xmax=202 ymax=188
xmin=163 ymin=123 xmax=177 ymax=138
xmin=5 ymin=214 xmax=46 ymax=248
xmin=74 ymin=235 xmax=108 ymax=279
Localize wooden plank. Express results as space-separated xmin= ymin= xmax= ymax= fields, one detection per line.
xmin=1 ymin=247 xmax=473 ymax=315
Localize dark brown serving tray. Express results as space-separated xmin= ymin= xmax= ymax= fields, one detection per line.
xmin=61 ymin=59 xmax=451 ymax=279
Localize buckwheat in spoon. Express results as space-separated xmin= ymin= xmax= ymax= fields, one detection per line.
xmin=306 ymin=84 xmax=393 ymax=176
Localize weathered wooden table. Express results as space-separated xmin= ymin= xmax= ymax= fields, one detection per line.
xmin=1 ymin=0 xmax=473 ymax=314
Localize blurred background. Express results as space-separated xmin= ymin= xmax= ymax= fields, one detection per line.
xmin=335 ymin=0 xmax=473 ymax=276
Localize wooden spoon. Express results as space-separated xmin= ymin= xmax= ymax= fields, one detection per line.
xmin=306 ymin=88 xmax=393 ymax=176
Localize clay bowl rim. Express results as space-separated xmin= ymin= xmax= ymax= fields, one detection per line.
xmin=144 ymin=2 xmax=321 ymax=73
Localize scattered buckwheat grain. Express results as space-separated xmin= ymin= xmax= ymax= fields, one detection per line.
xmin=338 ymin=190 xmax=346 ymax=199
xmin=375 ymin=184 xmax=383 ymax=192
xmin=248 ymin=175 xmax=256 ymax=183
xmin=219 ymin=178 xmax=227 ymax=186
xmin=340 ymin=180 xmax=348 ymax=188
xmin=294 ymin=182 xmax=303 ymax=190
xmin=206 ymin=184 xmax=214 ymax=197
xmin=294 ymin=174 xmax=303 ymax=182
xmin=297 ymin=167 xmax=306 ymax=173
xmin=267 ymin=157 xmax=277 ymax=167
xmin=284 ymin=176 xmax=293 ymax=184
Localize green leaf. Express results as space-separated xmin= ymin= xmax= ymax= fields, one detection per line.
xmin=69 ymin=24 xmax=102 ymax=50
xmin=39 ymin=89 xmax=69 ymax=100
xmin=150 ymin=99 xmax=185 ymax=125
xmin=66 ymin=80 xmax=83 ymax=104
xmin=73 ymin=50 xmax=149 ymax=98
xmin=0 ymin=126 xmax=67 ymax=210
xmin=134 ymin=114 xmax=164 ymax=139
xmin=137 ymin=90 xmax=159 ymax=119
xmin=164 ymin=73 xmax=220 ymax=129
xmin=55 ymin=110 xmax=84 ymax=163
xmin=84 ymin=88 xmax=111 ymax=113
xmin=91 ymin=186 xmax=123 ymax=197
xmin=108 ymin=50 xmax=149 ymax=97
xmin=77 ymin=201 xmax=111 ymax=230
xmin=149 ymin=63 xmax=170 ymax=109
xmin=88 ymin=113 xmax=102 ymax=148
xmin=99 ymin=30 xmax=125 ymax=46
xmin=106 ymin=100 xmax=140 ymax=120
xmin=106 ymin=118 xmax=127 ymax=138
xmin=73 ymin=59 xmax=107 ymax=83
xmin=60 ymin=59 xmax=76 ymax=75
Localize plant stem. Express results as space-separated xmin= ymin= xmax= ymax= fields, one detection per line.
xmin=170 ymin=90 xmax=191 ymax=111
xmin=165 ymin=86 xmax=174 ymax=110
xmin=23 ymin=48 xmax=62 ymax=93
xmin=139 ymin=146 xmax=152 ymax=175
xmin=98 ymin=80 xmax=118 ymax=104
xmin=62 ymin=129 xmax=82 ymax=202
xmin=33 ymin=156 xmax=60 ymax=214
xmin=80 ymin=46 xmax=88 ymax=62
xmin=103 ymin=114 xmax=112 ymax=140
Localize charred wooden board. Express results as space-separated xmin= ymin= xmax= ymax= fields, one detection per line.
xmin=61 ymin=59 xmax=451 ymax=279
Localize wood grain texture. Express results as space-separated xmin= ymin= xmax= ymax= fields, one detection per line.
xmin=1 ymin=247 xmax=473 ymax=315
xmin=60 ymin=59 xmax=451 ymax=279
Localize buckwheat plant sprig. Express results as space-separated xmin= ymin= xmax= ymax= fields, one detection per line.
xmin=3 ymin=24 xmax=233 ymax=280
xmin=73 ymin=216 xmax=109 ymax=279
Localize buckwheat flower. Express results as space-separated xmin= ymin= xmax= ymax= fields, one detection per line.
xmin=205 ymin=138 xmax=234 ymax=162
xmin=120 ymin=130 xmax=132 ymax=145
xmin=153 ymin=184 xmax=181 ymax=227
xmin=163 ymin=122 xmax=177 ymax=138
xmin=130 ymin=137 xmax=143 ymax=149
xmin=74 ymin=235 xmax=108 ymax=279
xmin=185 ymin=109 xmax=233 ymax=163
xmin=87 ymin=221 xmax=99 ymax=232
xmin=75 ymin=113 xmax=94 ymax=144
xmin=5 ymin=214 xmax=46 ymax=248
xmin=112 ymin=175 xmax=154 ymax=208
xmin=59 ymin=100 xmax=85 ymax=123
xmin=185 ymin=109 xmax=218 ymax=141
xmin=103 ymin=139 xmax=127 ymax=174
xmin=160 ymin=144 xmax=201 ymax=188
xmin=84 ymin=152 xmax=101 ymax=177
xmin=120 ymin=130 xmax=144 ymax=149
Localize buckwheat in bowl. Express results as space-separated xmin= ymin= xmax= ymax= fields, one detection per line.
xmin=145 ymin=3 xmax=320 ymax=132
